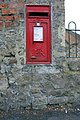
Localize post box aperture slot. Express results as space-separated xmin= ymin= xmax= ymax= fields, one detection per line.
xmin=29 ymin=12 xmax=48 ymax=17
xmin=33 ymin=26 xmax=43 ymax=42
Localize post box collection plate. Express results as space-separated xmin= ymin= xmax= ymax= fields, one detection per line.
xmin=26 ymin=5 xmax=51 ymax=64
xmin=34 ymin=27 xmax=43 ymax=41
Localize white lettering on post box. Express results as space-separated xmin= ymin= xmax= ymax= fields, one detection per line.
xmin=34 ymin=27 xmax=43 ymax=41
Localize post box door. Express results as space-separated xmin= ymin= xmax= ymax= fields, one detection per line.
xmin=26 ymin=5 xmax=51 ymax=64
xmin=26 ymin=19 xmax=51 ymax=64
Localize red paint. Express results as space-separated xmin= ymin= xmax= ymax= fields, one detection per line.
xmin=26 ymin=5 xmax=51 ymax=64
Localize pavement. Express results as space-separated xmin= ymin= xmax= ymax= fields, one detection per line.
xmin=0 ymin=107 xmax=80 ymax=120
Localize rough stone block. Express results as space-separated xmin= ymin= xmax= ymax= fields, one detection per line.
xmin=48 ymin=96 xmax=68 ymax=105
xmin=0 ymin=97 xmax=6 ymax=111
xmin=67 ymin=59 xmax=80 ymax=71
xmin=2 ymin=9 xmax=17 ymax=15
xmin=0 ymin=16 xmax=14 ymax=21
xmin=0 ymin=21 xmax=3 ymax=30
xmin=0 ymin=3 xmax=8 ymax=9
xmin=32 ymin=95 xmax=47 ymax=109
xmin=0 ymin=74 xmax=8 ymax=90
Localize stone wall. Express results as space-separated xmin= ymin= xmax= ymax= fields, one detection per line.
xmin=0 ymin=0 xmax=80 ymax=110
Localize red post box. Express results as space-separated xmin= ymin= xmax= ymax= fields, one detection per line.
xmin=26 ymin=5 xmax=51 ymax=64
